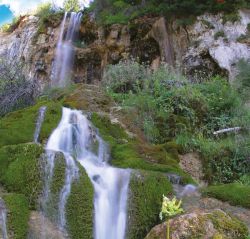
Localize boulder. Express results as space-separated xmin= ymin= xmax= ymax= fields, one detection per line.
xmin=145 ymin=209 xmax=248 ymax=239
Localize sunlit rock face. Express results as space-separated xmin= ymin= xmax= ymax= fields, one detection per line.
xmin=0 ymin=10 xmax=250 ymax=88
xmin=0 ymin=16 xmax=60 ymax=89
xmin=184 ymin=9 xmax=250 ymax=81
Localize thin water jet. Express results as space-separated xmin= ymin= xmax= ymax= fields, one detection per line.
xmin=0 ymin=199 xmax=8 ymax=239
xmin=34 ymin=106 xmax=47 ymax=143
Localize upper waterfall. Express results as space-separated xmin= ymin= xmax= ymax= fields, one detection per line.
xmin=51 ymin=12 xmax=82 ymax=87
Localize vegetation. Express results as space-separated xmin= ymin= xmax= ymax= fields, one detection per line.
xmin=0 ymin=58 xmax=38 ymax=116
xmin=103 ymin=60 xmax=250 ymax=184
xmin=127 ymin=171 xmax=172 ymax=239
xmin=63 ymin=0 xmax=81 ymax=12
xmin=202 ymin=183 xmax=250 ymax=208
xmin=66 ymin=164 xmax=94 ymax=239
xmin=159 ymin=196 xmax=183 ymax=239
xmin=35 ymin=3 xmax=64 ymax=34
xmin=3 ymin=193 xmax=29 ymax=239
xmin=91 ymin=113 xmax=194 ymax=184
xmin=0 ymin=16 xmax=22 ymax=33
xmin=1 ymin=144 xmax=43 ymax=209
xmin=90 ymin=0 xmax=250 ymax=25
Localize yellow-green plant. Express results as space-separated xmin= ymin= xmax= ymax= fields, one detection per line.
xmin=159 ymin=195 xmax=184 ymax=239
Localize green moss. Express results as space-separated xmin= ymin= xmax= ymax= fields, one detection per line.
xmin=127 ymin=170 xmax=172 ymax=239
xmin=3 ymin=193 xmax=29 ymax=239
xmin=202 ymin=183 xmax=250 ymax=209
xmin=0 ymin=100 xmax=62 ymax=147
xmin=1 ymin=143 xmax=43 ymax=209
xmin=39 ymin=102 xmax=62 ymax=142
xmin=91 ymin=113 xmax=195 ymax=184
xmin=208 ymin=210 xmax=248 ymax=239
xmin=66 ymin=164 xmax=94 ymax=239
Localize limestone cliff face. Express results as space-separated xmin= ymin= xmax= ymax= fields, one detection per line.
xmin=1 ymin=10 xmax=250 ymax=88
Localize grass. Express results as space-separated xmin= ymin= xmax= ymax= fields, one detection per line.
xmin=202 ymin=183 xmax=250 ymax=209
xmin=2 ymin=193 xmax=29 ymax=239
xmin=127 ymin=170 xmax=172 ymax=239
xmin=91 ymin=113 xmax=195 ymax=184
xmin=0 ymin=100 xmax=62 ymax=147
xmin=0 ymin=143 xmax=43 ymax=209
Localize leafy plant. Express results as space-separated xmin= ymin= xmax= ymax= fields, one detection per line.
xmin=214 ymin=30 xmax=225 ymax=40
xmin=63 ymin=0 xmax=81 ymax=12
xmin=159 ymin=195 xmax=184 ymax=239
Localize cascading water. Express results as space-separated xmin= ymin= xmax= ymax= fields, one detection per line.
xmin=34 ymin=106 xmax=47 ymax=143
xmin=0 ymin=199 xmax=8 ymax=239
xmin=52 ymin=12 xmax=82 ymax=87
xmin=43 ymin=107 xmax=130 ymax=239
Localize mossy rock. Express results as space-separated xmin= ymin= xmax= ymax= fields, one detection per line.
xmin=91 ymin=113 xmax=195 ymax=184
xmin=127 ymin=170 xmax=173 ymax=239
xmin=145 ymin=209 xmax=248 ymax=239
xmin=42 ymin=152 xmax=66 ymax=223
xmin=202 ymin=183 xmax=250 ymax=209
xmin=3 ymin=193 xmax=29 ymax=239
xmin=0 ymin=143 xmax=43 ymax=209
xmin=66 ymin=164 xmax=94 ymax=239
xmin=0 ymin=100 xmax=62 ymax=147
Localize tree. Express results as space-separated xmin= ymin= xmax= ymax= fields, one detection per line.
xmin=63 ymin=0 xmax=81 ymax=12
xmin=0 ymin=57 xmax=38 ymax=116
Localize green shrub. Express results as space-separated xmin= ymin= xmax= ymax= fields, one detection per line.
xmin=127 ymin=170 xmax=172 ymax=239
xmin=202 ymin=183 xmax=250 ymax=208
xmin=214 ymin=31 xmax=225 ymax=40
xmin=3 ymin=193 xmax=29 ymax=239
xmin=63 ymin=0 xmax=81 ymax=12
xmin=90 ymin=0 xmax=250 ymax=26
xmin=1 ymin=143 xmax=43 ymax=209
xmin=35 ymin=3 xmax=64 ymax=34
xmin=103 ymin=59 xmax=148 ymax=94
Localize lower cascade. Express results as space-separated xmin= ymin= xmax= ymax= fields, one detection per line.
xmin=0 ymin=199 xmax=8 ymax=239
xmin=43 ymin=107 xmax=131 ymax=238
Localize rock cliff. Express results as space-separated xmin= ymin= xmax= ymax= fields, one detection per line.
xmin=0 ymin=10 xmax=250 ymax=88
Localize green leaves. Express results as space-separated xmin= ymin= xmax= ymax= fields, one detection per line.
xmin=159 ymin=195 xmax=184 ymax=220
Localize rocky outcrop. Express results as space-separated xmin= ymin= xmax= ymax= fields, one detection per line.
xmin=145 ymin=209 xmax=248 ymax=239
xmin=27 ymin=211 xmax=66 ymax=239
xmin=0 ymin=10 xmax=250 ymax=88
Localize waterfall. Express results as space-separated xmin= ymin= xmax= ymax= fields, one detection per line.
xmin=34 ymin=106 xmax=47 ymax=143
xmin=0 ymin=199 xmax=8 ymax=239
xmin=51 ymin=12 xmax=82 ymax=87
xmin=44 ymin=107 xmax=130 ymax=238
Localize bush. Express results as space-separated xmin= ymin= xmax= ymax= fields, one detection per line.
xmin=103 ymin=60 xmax=250 ymax=184
xmin=90 ymin=0 xmax=250 ymax=26
xmin=214 ymin=30 xmax=225 ymax=40
xmin=0 ymin=58 xmax=38 ymax=116
xmin=235 ymin=59 xmax=250 ymax=100
xmin=103 ymin=59 xmax=148 ymax=93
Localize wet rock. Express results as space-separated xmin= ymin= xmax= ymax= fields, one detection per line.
xmin=27 ymin=211 xmax=67 ymax=239
xmin=179 ymin=153 xmax=205 ymax=185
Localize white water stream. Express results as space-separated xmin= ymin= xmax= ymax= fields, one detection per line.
xmin=44 ymin=107 xmax=130 ymax=238
xmin=52 ymin=12 xmax=82 ymax=87
xmin=34 ymin=106 xmax=47 ymax=143
xmin=0 ymin=199 xmax=8 ymax=239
